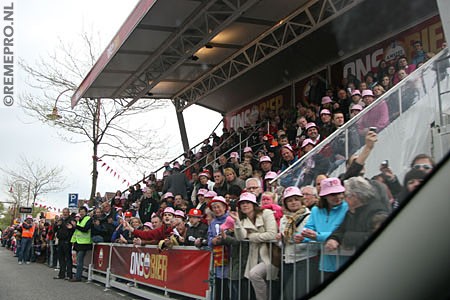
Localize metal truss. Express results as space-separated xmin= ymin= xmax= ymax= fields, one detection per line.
xmin=115 ymin=0 xmax=262 ymax=105
xmin=173 ymin=0 xmax=364 ymax=112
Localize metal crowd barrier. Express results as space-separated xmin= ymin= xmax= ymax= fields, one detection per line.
xmin=85 ymin=241 xmax=353 ymax=300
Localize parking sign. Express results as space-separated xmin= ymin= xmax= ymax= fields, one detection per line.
xmin=68 ymin=193 xmax=78 ymax=210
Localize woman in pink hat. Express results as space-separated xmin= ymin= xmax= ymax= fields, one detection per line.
xmin=207 ymin=196 xmax=231 ymax=299
xmin=229 ymin=192 xmax=278 ymax=300
xmin=301 ymin=177 xmax=348 ymax=279
xmin=277 ymin=186 xmax=319 ymax=300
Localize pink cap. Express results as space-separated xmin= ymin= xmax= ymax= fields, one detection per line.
xmin=351 ymin=89 xmax=361 ymax=96
xmin=174 ymin=210 xmax=186 ymax=219
xmin=163 ymin=207 xmax=175 ymax=215
xmin=361 ymin=89 xmax=374 ymax=97
xmin=264 ymin=171 xmax=277 ymax=180
xmin=173 ymin=162 xmax=181 ymax=169
xmin=229 ymin=152 xmax=239 ymax=159
xmin=319 ymin=177 xmax=345 ymax=196
xmin=163 ymin=192 xmax=174 ymax=199
xmin=220 ymin=216 xmax=235 ymax=231
xmin=301 ymin=138 xmax=315 ymax=149
xmin=208 ymin=196 xmax=228 ymax=208
xmin=143 ymin=222 xmax=153 ymax=229
xmin=198 ymin=172 xmax=210 ymax=179
xmin=197 ymin=188 xmax=208 ymax=196
xmin=283 ymin=186 xmax=303 ymax=199
xmin=204 ymin=190 xmax=218 ymax=198
xmin=281 ymin=144 xmax=295 ymax=154
xmin=238 ymin=192 xmax=257 ymax=205
xmin=305 ymin=122 xmax=318 ymax=131
xmin=259 ymin=156 xmax=272 ymax=163
xmin=26 ymin=215 xmax=33 ymax=220
xmin=243 ymin=146 xmax=253 ymax=153
xmin=321 ymin=96 xmax=332 ymax=104
xmin=351 ymin=104 xmax=363 ymax=111
xmin=320 ymin=109 xmax=331 ymax=115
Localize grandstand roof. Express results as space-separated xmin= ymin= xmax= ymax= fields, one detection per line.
xmin=72 ymin=0 xmax=437 ymax=114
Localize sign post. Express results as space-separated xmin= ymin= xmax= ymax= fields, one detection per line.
xmin=68 ymin=193 xmax=78 ymax=212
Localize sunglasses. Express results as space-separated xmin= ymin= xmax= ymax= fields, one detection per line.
xmin=413 ymin=164 xmax=432 ymax=170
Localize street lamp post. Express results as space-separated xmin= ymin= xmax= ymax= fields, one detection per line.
xmin=9 ymin=179 xmax=32 ymax=221
xmin=47 ymin=88 xmax=73 ymax=120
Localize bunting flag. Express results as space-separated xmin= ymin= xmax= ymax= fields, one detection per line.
xmin=97 ymin=157 xmax=131 ymax=186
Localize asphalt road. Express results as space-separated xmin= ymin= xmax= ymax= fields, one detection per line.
xmin=0 ymin=247 xmax=142 ymax=300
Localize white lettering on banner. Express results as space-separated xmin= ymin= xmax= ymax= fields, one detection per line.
xmin=343 ymin=48 xmax=385 ymax=81
xmin=129 ymin=251 xmax=167 ymax=281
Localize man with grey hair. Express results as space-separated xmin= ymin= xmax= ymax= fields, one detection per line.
xmin=300 ymin=185 xmax=319 ymax=209
xmin=325 ymin=176 xmax=388 ymax=252
xmin=245 ymin=177 xmax=262 ymax=204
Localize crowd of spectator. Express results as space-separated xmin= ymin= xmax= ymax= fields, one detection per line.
xmin=0 ymin=41 xmax=442 ymax=299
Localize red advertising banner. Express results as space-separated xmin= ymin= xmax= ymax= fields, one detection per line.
xmin=331 ymin=15 xmax=444 ymax=83
xmin=92 ymin=244 xmax=111 ymax=272
xmin=108 ymin=245 xmax=211 ymax=298
xmin=224 ymin=86 xmax=292 ymax=129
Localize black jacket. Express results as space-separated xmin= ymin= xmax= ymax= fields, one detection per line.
xmin=55 ymin=216 xmax=75 ymax=242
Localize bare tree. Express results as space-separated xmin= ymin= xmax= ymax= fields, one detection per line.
xmin=1 ymin=156 xmax=66 ymax=210
xmin=19 ymin=32 xmax=170 ymax=205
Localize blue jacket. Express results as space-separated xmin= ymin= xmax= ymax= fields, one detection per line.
xmin=304 ymin=201 xmax=348 ymax=272
xmin=208 ymin=212 xmax=230 ymax=278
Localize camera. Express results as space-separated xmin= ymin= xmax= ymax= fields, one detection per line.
xmin=369 ymin=127 xmax=377 ymax=133
xmin=381 ymin=160 xmax=389 ymax=167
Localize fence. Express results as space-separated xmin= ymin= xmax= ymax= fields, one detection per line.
xmin=84 ymin=241 xmax=353 ymax=300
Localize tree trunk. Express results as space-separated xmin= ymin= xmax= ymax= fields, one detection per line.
xmin=89 ymin=100 xmax=99 ymax=207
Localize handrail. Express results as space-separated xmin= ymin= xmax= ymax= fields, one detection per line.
xmin=271 ymin=47 xmax=448 ymax=186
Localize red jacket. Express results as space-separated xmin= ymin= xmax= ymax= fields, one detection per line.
xmin=133 ymin=224 xmax=173 ymax=241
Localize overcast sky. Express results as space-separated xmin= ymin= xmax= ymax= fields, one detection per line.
xmin=0 ymin=1 xmax=221 ymax=210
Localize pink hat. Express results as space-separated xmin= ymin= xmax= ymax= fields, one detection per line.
xmin=320 ymin=109 xmax=331 ymax=115
xmin=281 ymin=144 xmax=295 ymax=154
xmin=283 ymin=186 xmax=303 ymax=199
xmin=173 ymin=162 xmax=181 ymax=169
xmin=174 ymin=210 xmax=186 ymax=219
xmin=229 ymin=152 xmax=239 ymax=159
xmin=163 ymin=207 xmax=175 ymax=215
xmin=319 ymin=177 xmax=345 ymax=196
xmin=197 ymin=188 xmax=208 ymax=196
xmin=143 ymin=222 xmax=153 ymax=229
xmin=351 ymin=89 xmax=361 ymax=96
xmin=75 ymin=213 xmax=81 ymax=218
xmin=204 ymin=190 xmax=217 ymax=198
xmin=238 ymin=192 xmax=257 ymax=205
xmin=259 ymin=155 xmax=272 ymax=163
xmin=220 ymin=216 xmax=235 ymax=232
xmin=351 ymin=104 xmax=363 ymax=111
xmin=163 ymin=192 xmax=174 ymax=199
xmin=264 ymin=171 xmax=277 ymax=180
xmin=26 ymin=215 xmax=33 ymax=220
xmin=361 ymin=89 xmax=374 ymax=97
xmin=198 ymin=172 xmax=210 ymax=179
xmin=301 ymin=138 xmax=315 ymax=149
xmin=305 ymin=122 xmax=318 ymax=131
xmin=243 ymin=146 xmax=253 ymax=153
xmin=321 ymin=96 xmax=332 ymax=104
xmin=208 ymin=196 xmax=228 ymax=208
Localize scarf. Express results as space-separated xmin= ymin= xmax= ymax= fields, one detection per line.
xmin=283 ymin=206 xmax=307 ymax=243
